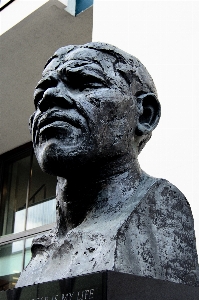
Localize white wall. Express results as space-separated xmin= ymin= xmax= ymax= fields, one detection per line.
xmin=93 ymin=0 xmax=199 ymax=254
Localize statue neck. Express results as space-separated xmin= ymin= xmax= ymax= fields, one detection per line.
xmin=55 ymin=153 xmax=142 ymax=236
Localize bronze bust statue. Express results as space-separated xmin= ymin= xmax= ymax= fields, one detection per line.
xmin=16 ymin=43 xmax=198 ymax=287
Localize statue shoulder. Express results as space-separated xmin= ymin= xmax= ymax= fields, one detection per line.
xmin=115 ymin=173 xmax=198 ymax=285
xmin=140 ymin=171 xmax=191 ymax=211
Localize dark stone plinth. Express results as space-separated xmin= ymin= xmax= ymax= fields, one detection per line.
xmin=1 ymin=271 xmax=198 ymax=300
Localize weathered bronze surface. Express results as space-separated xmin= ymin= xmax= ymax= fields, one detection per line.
xmin=16 ymin=43 xmax=198 ymax=287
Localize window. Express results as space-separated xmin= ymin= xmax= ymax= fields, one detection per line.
xmin=0 ymin=238 xmax=33 ymax=290
xmin=0 ymin=142 xmax=57 ymax=290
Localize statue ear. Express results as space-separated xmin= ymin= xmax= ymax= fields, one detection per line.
xmin=135 ymin=93 xmax=161 ymax=136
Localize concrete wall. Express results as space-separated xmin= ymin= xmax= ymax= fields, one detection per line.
xmin=0 ymin=0 xmax=93 ymax=155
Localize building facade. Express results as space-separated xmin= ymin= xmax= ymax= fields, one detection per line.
xmin=0 ymin=0 xmax=93 ymax=290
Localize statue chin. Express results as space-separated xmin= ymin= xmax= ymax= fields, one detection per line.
xmin=34 ymin=141 xmax=90 ymax=177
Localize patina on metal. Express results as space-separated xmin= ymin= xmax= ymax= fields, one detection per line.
xmin=16 ymin=43 xmax=198 ymax=287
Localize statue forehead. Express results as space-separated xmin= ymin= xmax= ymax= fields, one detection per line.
xmin=63 ymin=47 xmax=104 ymax=60
xmin=55 ymin=47 xmax=116 ymax=69
xmin=43 ymin=43 xmax=157 ymax=97
xmin=43 ymin=47 xmax=117 ymax=76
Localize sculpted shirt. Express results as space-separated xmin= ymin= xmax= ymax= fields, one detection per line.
xmin=16 ymin=172 xmax=199 ymax=287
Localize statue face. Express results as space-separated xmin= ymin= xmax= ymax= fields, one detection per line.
xmin=31 ymin=48 xmax=138 ymax=176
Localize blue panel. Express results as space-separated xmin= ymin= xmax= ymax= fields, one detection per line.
xmin=76 ymin=0 xmax=93 ymax=15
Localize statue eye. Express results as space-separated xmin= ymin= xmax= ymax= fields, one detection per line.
xmin=79 ymin=74 xmax=105 ymax=91
xmin=60 ymin=68 xmax=107 ymax=91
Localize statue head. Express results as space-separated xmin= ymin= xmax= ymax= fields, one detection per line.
xmin=30 ymin=42 xmax=161 ymax=177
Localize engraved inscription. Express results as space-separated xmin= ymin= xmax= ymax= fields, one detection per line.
xmin=31 ymin=289 xmax=95 ymax=300
xmin=76 ymin=289 xmax=94 ymax=299
xmin=62 ymin=293 xmax=74 ymax=300
xmin=32 ymin=296 xmax=59 ymax=300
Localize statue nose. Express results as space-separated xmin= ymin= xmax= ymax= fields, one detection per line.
xmin=36 ymin=74 xmax=58 ymax=90
xmin=38 ymin=86 xmax=74 ymax=112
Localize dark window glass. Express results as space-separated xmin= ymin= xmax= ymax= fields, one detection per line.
xmin=0 ymin=155 xmax=30 ymax=236
xmin=27 ymin=154 xmax=56 ymax=230
xmin=0 ymin=144 xmax=56 ymax=237
xmin=0 ymin=143 xmax=57 ymax=290
xmin=0 ymin=237 xmax=34 ymax=291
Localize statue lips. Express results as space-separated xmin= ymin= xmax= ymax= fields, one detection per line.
xmin=34 ymin=108 xmax=88 ymax=144
xmin=38 ymin=110 xmax=82 ymax=132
